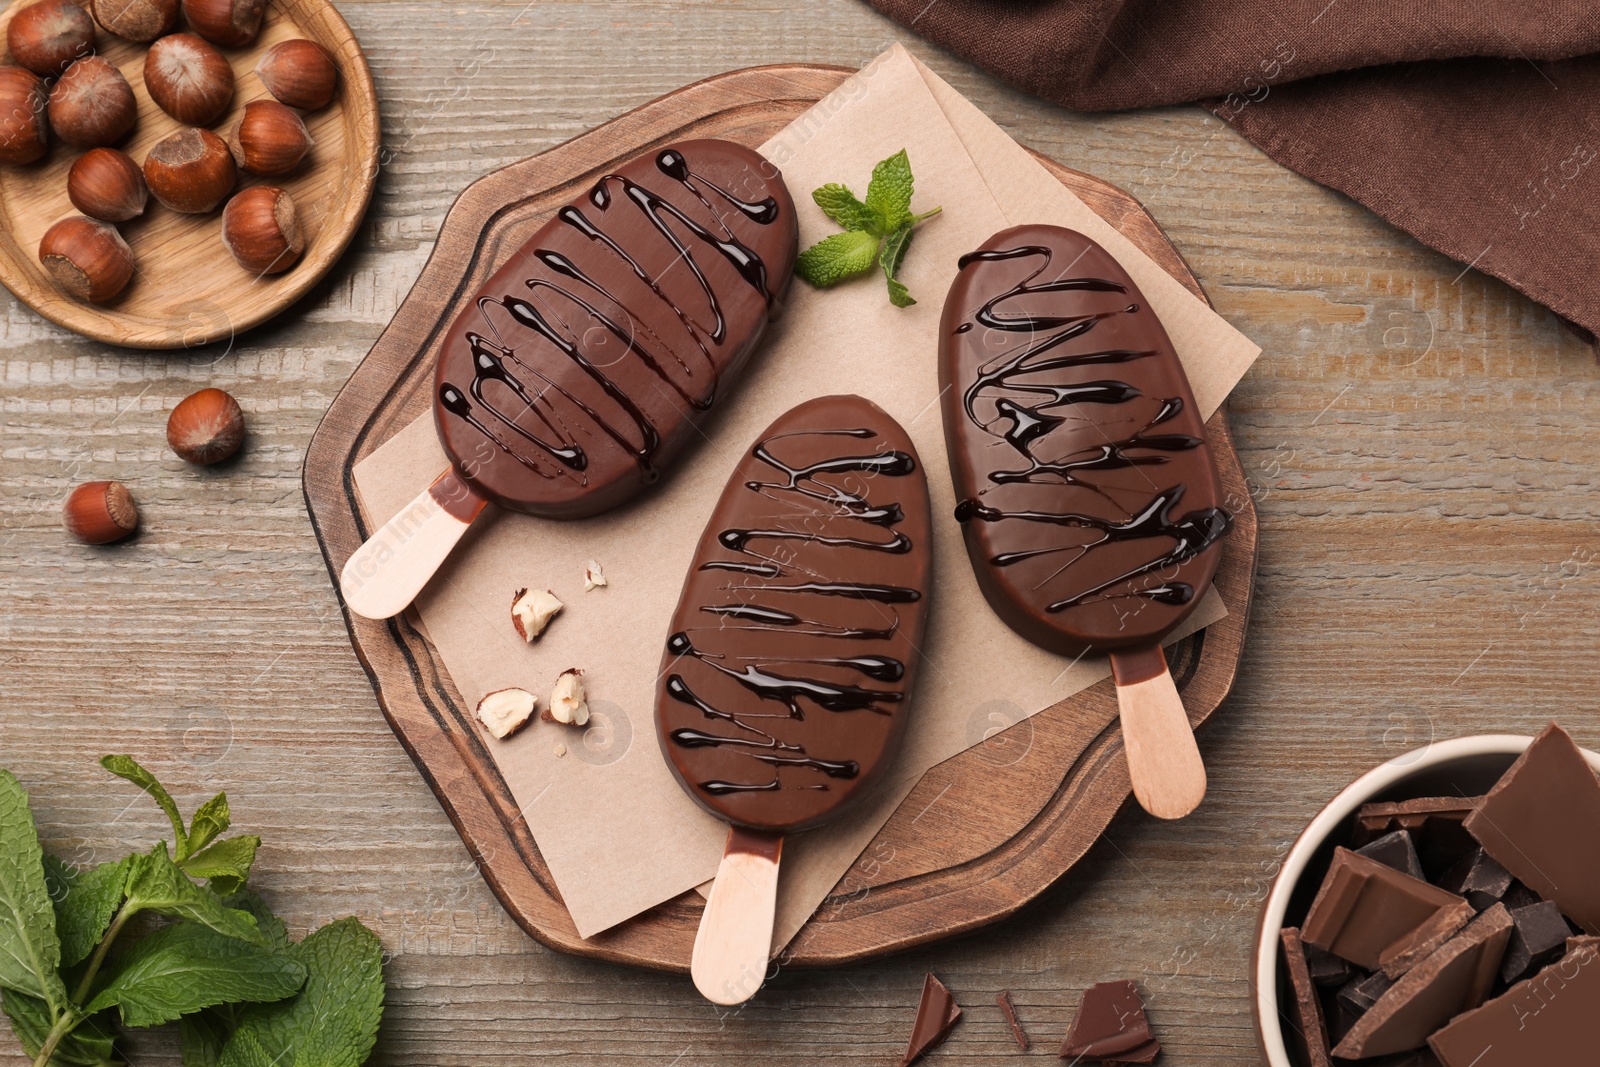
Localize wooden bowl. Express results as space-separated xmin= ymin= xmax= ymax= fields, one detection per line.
xmin=0 ymin=0 xmax=379 ymax=349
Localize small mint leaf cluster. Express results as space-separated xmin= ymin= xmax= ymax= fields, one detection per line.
xmin=794 ymin=149 xmax=941 ymax=307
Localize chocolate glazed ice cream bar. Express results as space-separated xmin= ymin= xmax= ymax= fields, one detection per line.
xmin=656 ymin=395 xmax=933 ymax=1005
xmin=339 ymin=139 xmax=798 ymax=619
xmin=939 ymin=224 xmax=1231 ymax=819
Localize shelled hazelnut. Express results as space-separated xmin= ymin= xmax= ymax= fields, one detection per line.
xmin=144 ymin=32 xmax=233 ymax=126
xmin=39 ymin=215 xmax=133 ymax=303
xmin=227 ymin=99 xmax=310 ymax=175
xmin=166 ymin=386 xmax=244 ymax=464
xmin=68 ymin=147 xmax=147 ymax=221
xmin=255 ymin=39 xmax=337 ymax=111
xmin=7 ymin=0 xmax=96 ymax=77
xmin=49 ymin=56 xmax=137 ymax=148
xmin=89 ymin=0 xmax=177 ymax=43
xmin=143 ymin=126 xmax=234 ymax=212
xmin=0 ymin=66 xmax=50 ymax=164
xmin=63 ymin=480 xmax=138 ymax=544
xmin=181 ymin=0 xmax=264 ymax=49
xmin=221 ymin=185 xmax=301 ymax=274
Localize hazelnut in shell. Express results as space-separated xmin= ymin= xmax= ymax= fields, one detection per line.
xmin=67 ymin=147 xmax=147 ymax=221
xmin=180 ymin=0 xmax=263 ymax=49
xmin=143 ymin=32 xmax=233 ymax=126
xmin=221 ymin=185 xmax=302 ymax=274
xmin=143 ymin=126 xmax=234 ymax=212
xmin=227 ymin=99 xmax=310 ymax=176
xmin=89 ymin=0 xmax=177 ymax=42
xmin=48 ymin=55 xmax=137 ymax=148
xmin=167 ymin=386 xmax=244 ymax=465
xmin=39 ymin=215 xmax=133 ymax=303
xmin=0 ymin=66 xmax=49 ymax=164
xmin=7 ymin=0 xmax=96 ymax=77
xmin=255 ymin=39 xmax=337 ymax=111
xmin=63 ymin=480 xmax=138 ymax=544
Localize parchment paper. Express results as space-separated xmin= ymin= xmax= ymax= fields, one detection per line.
xmin=352 ymin=44 xmax=1260 ymax=944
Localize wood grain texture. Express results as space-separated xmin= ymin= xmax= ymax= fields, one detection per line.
xmin=0 ymin=0 xmax=379 ymax=347
xmin=3 ymin=2 xmax=1599 ymax=1065
xmin=301 ymin=62 xmax=1258 ymax=972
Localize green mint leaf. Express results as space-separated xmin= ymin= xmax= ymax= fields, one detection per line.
xmin=122 ymin=845 xmax=266 ymax=946
xmin=811 ymin=184 xmax=875 ymax=233
xmin=218 ymin=891 xmax=287 ymax=953
xmin=181 ymin=1008 xmax=237 ymax=1067
xmin=880 ymin=225 xmax=918 ymax=308
xmin=186 ymin=794 xmax=230 ymax=856
xmin=181 ymin=837 xmax=259 ymax=896
xmin=218 ymin=918 xmax=384 ymax=1067
xmin=85 ymin=922 xmax=306 ymax=1028
xmin=46 ymin=856 xmax=127 ymax=968
xmin=101 ymin=756 xmax=189 ymax=859
xmin=0 ymin=771 xmax=68 ymax=1013
xmin=2 ymin=990 xmax=118 ymax=1066
xmin=864 ymin=149 xmax=914 ymax=233
xmin=795 ymin=230 xmax=882 ymax=288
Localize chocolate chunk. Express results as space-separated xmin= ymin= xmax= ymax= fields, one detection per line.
xmin=434 ymin=139 xmax=798 ymax=519
xmin=996 ymin=990 xmax=1028 ymax=1051
xmin=1323 ymin=986 xmax=1362 ymax=1043
xmin=1378 ymin=898 xmax=1477 ymax=980
xmin=1463 ymin=723 xmax=1600 ymax=934
xmin=1280 ymin=928 xmax=1333 ymax=1067
xmin=1438 ymin=848 xmax=1513 ymax=912
xmin=901 ymin=973 xmax=961 ymax=1067
xmin=1499 ymin=881 xmax=1542 ymax=911
xmin=655 ymin=396 xmax=933 ymax=833
xmin=1302 ymin=847 xmax=1473 ymax=970
xmin=1059 ymin=980 xmax=1160 ymax=1063
xmin=1303 ymin=941 xmax=1356 ymax=988
xmin=1330 ymin=904 xmax=1513 ymax=1059
xmin=1498 ymin=901 xmax=1571 ymax=984
xmin=1337 ymin=970 xmax=1394 ymax=1017
xmin=1352 ymin=796 xmax=1481 ymax=877
xmin=1362 ymin=1052 xmax=1442 ymax=1067
xmin=1356 ymin=829 xmax=1426 ymax=881
xmin=1428 ymin=938 xmax=1600 ymax=1066
xmin=939 ymin=225 xmax=1230 ymax=657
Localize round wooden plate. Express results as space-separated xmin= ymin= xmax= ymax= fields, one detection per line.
xmin=0 ymin=0 xmax=379 ymax=349
xmin=304 ymin=64 xmax=1260 ymax=972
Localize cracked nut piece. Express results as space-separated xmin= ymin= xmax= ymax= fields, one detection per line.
xmin=547 ymin=669 xmax=589 ymax=727
xmin=475 ymin=688 xmax=536 ymax=740
xmin=511 ymin=587 xmax=562 ymax=642
xmin=583 ymin=559 xmax=607 ymax=591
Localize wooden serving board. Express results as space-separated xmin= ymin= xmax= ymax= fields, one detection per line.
xmin=0 ymin=0 xmax=379 ymax=348
xmin=304 ymin=64 xmax=1260 ymax=971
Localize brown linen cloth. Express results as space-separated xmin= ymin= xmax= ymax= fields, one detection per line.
xmin=867 ymin=0 xmax=1600 ymax=340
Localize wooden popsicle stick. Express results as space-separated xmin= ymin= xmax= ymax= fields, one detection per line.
xmin=339 ymin=467 xmax=488 ymax=620
xmin=692 ymin=825 xmax=783 ymax=1006
xmin=1111 ymin=645 xmax=1207 ymax=820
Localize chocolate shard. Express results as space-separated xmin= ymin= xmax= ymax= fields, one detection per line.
xmin=1499 ymin=880 xmax=1542 ymax=911
xmin=1356 ymin=829 xmax=1425 ymax=881
xmin=1303 ymin=941 xmax=1356 ymax=988
xmin=1438 ymin=848 xmax=1513 ymax=912
xmin=1280 ymin=928 xmax=1333 ymax=1067
xmin=1377 ymin=898 xmax=1477 ymax=980
xmin=1302 ymin=847 xmax=1472 ymax=970
xmin=902 ymin=973 xmax=961 ymax=1067
xmin=996 ymin=990 xmax=1028 ymax=1051
xmin=1428 ymin=937 xmax=1600 ymax=1066
xmin=1352 ymin=796 xmax=1481 ymax=877
xmin=1462 ymin=723 xmax=1600 ymax=934
xmin=1337 ymin=969 xmax=1394 ymax=1017
xmin=1498 ymin=901 xmax=1572 ymax=984
xmin=1059 ymin=980 xmax=1160 ymax=1063
xmin=1330 ymin=904 xmax=1514 ymax=1059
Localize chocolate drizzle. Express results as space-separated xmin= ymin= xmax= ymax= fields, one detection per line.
xmin=950 ymin=241 xmax=1231 ymax=617
xmin=655 ymin=397 xmax=934 ymax=829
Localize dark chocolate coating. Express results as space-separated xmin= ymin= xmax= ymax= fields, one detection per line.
xmin=655 ymin=395 xmax=933 ymax=833
xmin=433 ymin=139 xmax=798 ymax=518
xmin=938 ymin=224 xmax=1230 ymax=655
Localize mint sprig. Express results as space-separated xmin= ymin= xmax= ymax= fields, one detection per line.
xmin=0 ymin=758 xmax=386 ymax=1067
xmin=794 ymin=149 xmax=941 ymax=307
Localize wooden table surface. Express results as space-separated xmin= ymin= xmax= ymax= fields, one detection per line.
xmin=4 ymin=2 xmax=1597 ymax=1064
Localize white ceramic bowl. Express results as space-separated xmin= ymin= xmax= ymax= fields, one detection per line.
xmin=1250 ymin=733 xmax=1600 ymax=1067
